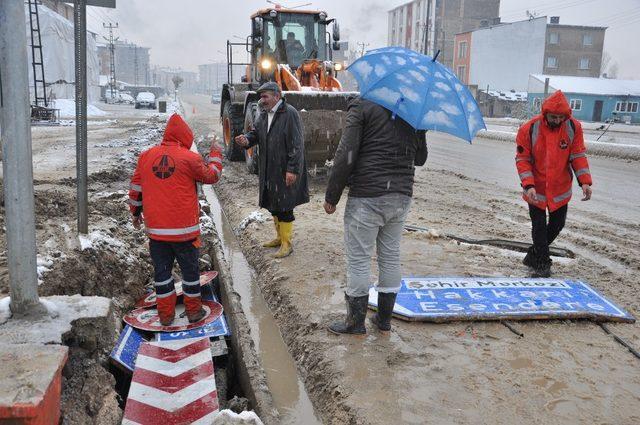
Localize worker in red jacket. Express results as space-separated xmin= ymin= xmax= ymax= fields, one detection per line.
xmin=128 ymin=113 xmax=223 ymax=325
xmin=516 ymin=90 xmax=592 ymax=277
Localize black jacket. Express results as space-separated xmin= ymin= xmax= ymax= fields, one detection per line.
xmin=245 ymin=99 xmax=309 ymax=212
xmin=325 ymin=97 xmax=427 ymax=205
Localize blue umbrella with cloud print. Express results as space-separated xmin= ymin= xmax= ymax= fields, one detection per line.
xmin=347 ymin=46 xmax=486 ymax=142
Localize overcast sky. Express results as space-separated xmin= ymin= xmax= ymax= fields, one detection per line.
xmin=87 ymin=0 xmax=640 ymax=79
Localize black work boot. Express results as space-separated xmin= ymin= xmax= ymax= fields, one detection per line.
xmin=328 ymin=294 xmax=368 ymax=335
xmin=522 ymin=245 xmax=536 ymax=268
xmin=532 ymin=256 xmax=552 ymax=278
xmin=370 ymin=292 xmax=397 ymax=332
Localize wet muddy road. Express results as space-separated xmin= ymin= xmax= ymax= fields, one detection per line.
xmin=183 ymin=93 xmax=640 ymax=425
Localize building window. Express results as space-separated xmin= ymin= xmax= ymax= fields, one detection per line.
xmin=583 ymin=34 xmax=593 ymax=46
xmin=533 ymin=97 xmax=542 ymax=110
xmin=458 ymin=41 xmax=468 ymax=59
xmin=456 ymin=66 xmax=466 ymax=84
xmin=546 ymin=56 xmax=558 ymax=68
xmin=579 ymin=58 xmax=590 ymax=70
xmin=570 ymin=99 xmax=582 ymax=111
xmin=549 ymin=32 xmax=559 ymax=44
xmin=615 ymin=101 xmax=639 ymax=113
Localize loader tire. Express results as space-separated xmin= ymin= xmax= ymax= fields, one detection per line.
xmin=243 ymin=102 xmax=259 ymax=175
xmin=222 ymin=102 xmax=245 ymax=161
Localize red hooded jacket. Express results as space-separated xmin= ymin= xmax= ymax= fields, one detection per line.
xmin=128 ymin=114 xmax=222 ymax=242
xmin=515 ymin=90 xmax=592 ymax=212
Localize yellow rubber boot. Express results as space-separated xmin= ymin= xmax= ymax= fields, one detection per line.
xmin=263 ymin=217 xmax=281 ymax=247
xmin=274 ymin=221 xmax=293 ymax=258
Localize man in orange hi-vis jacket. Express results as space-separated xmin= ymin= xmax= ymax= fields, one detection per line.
xmin=516 ymin=90 xmax=593 ymax=277
xmin=128 ymin=113 xmax=223 ymax=325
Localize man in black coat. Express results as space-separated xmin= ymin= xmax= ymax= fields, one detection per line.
xmin=324 ymin=97 xmax=427 ymax=335
xmin=235 ymin=82 xmax=309 ymax=258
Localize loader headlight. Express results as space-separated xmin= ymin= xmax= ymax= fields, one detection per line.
xmin=261 ymin=58 xmax=273 ymax=70
xmin=334 ymin=62 xmax=343 ymax=71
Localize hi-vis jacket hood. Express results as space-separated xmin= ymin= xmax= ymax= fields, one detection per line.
xmin=541 ymin=90 xmax=572 ymax=118
xmin=161 ymin=114 xmax=194 ymax=149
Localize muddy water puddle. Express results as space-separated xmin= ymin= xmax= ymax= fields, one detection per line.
xmin=203 ymin=186 xmax=322 ymax=425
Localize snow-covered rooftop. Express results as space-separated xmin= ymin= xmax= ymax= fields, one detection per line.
xmin=481 ymin=90 xmax=528 ymax=102
xmin=530 ymin=74 xmax=640 ymax=97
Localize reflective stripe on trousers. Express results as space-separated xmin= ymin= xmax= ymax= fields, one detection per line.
xmin=154 ymin=277 xmax=176 ymax=298
xmin=182 ymin=279 xmax=201 ymax=298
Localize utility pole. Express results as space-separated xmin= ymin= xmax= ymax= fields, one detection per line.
xmin=75 ymin=0 xmax=89 ymax=234
xmin=0 ymin=0 xmax=43 ymax=315
xmin=357 ymin=42 xmax=369 ymax=57
xmin=103 ymin=22 xmax=118 ymax=99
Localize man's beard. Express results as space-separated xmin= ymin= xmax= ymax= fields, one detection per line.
xmin=547 ymin=120 xmax=562 ymax=129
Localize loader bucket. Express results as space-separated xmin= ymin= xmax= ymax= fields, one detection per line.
xmin=284 ymin=91 xmax=359 ymax=168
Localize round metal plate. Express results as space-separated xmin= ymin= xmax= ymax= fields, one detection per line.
xmin=124 ymin=300 xmax=223 ymax=333
xmin=135 ymin=271 xmax=218 ymax=308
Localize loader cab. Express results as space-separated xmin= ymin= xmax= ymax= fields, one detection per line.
xmin=251 ymin=9 xmax=340 ymax=83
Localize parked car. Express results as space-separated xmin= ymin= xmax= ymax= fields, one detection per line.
xmin=211 ymin=92 xmax=221 ymax=104
xmin=119 ymin=93 xmax=135 ymax=104
xmin=135 ymin=92 xmax=156 ymax=109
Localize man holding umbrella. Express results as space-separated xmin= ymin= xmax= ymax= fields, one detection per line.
xmin=324 ymin=47 xmax=485 ymax=336
xmin=324 ymin=97 xmax=427 ymax=335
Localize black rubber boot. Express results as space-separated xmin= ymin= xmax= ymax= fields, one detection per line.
xmin=328 ymin=294 xmax=368 ymax=335
xmin=532 ymin=256 xmax=552 ymax=278
xmin=522 ymin=245 xmax=536 ymax=268
xmin=370 ymin=292 xmax=397 ymax=332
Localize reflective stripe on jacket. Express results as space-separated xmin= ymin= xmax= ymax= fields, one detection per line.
xmin=515 ymin=90 xmax=592 ymax=212
xmin=129 ymin=114 xmax=222 ymax=242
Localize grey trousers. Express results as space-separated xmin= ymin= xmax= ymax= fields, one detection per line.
xmin=344 ymin=193 xmax=412 ymax=297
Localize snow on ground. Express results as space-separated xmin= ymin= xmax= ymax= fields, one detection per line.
xmin=0 ymin=295 xmax=111 ymax=344
xmin=52 ymin=99 xmax=107 ymax=118
xmin=0 ymin=297 xmax=10 ymax=325
xmin=238 ymin=211 xmax=268 ymax=231
xmin=477 ymin=128 xmax=640 ymax=160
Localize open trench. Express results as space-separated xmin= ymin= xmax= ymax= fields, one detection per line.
xmin=202 ymin=185 xmax=322 ymax=425
xmin=0 ymin=109 xmax=320 ymax=423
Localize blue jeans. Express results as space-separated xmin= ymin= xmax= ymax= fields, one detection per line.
xmin=344 ymin=193 xmax=412 ymax=297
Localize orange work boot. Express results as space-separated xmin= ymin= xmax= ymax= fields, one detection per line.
xmin=184 ymin=295 xmax=206 ymax=323
xmin=157 ymin=292 xmax=177 ymax=326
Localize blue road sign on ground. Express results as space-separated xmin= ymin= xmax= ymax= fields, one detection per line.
xmin=368 ymin=277 xmax=635 ymax=323
xmin=155 ymin=293 xmax=231 ymax=341
xmin=110 ymin=325 xmax=149 ymax=372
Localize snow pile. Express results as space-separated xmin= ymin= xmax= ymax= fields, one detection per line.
xmin=476 ymin=129 xmax=640 ymax=161
xmin=238 ymin=211 xmax=267 ymax=231
xmin=78 ymin=230 xmax=124 ymax=252
xmin=0 ymin=295 xmax=112 ymax=344
xmin=212 ymin=409 xmax=264 ymax=425
xmin=52 ymin=99 xmax=107 ymax=118
xmin=36 ymin=255 xmax=54 ymax=283
xmin=0 ymin=297 xmax=10 ymax=325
